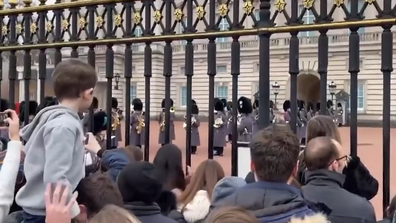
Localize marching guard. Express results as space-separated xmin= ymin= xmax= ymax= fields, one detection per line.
xmin=130 ymin=98 xmax=145 ymax=148
xmin=19 ymin=101 xmax=38 ymax=126
xmin=236 ymin=96 xmax=253 ymax=142
xmin=283 ymin=100 xmax=303 ymax=134
xmin=226 ymin=100 xmax=233 ymax=142
xmin=158 ymin=98 xmax=176 ymax=145
xmin=213 ymin=98 xmax=227 ymax=156
xmin=307 ymin=102 xmax=315 ymax=119
xmin=252 ymin=99 xmax=259 ymax=136
xmin=337 ymin=102 xmax=344 ymax=126
xmin=183 ymin=102 xmax=200 ymax=154
xmin=111 ymin=97 xmax=122 ymax=147
xmin=298 ymin=100 xmax=308 ymax=145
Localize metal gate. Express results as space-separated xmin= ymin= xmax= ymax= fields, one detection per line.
xmin=0 ymin=0 xmax=393 ymax=211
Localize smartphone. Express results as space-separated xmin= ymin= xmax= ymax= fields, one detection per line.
xmin=0 ymin=112 xmax=9 ymax=127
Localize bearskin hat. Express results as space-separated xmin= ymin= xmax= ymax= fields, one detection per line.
xmin=214 ymin=98 xmax=224 ymax=111
xmin=227 ymin=101 xmax=232 ymax=110
xmin=316 ymin=102 xmax=321 ymax=111
xmin=307 ymin=102 xmax=314 ymax=111
xmin=132 ymin=98 xmax=143 ymax=111
xmin=36 ymin=96 xmax=58 ymax=114
xmin=191 ymin=99 xmax=197 ymax=105
xmin=270 ymin=100 xmax=274 ymax=109
xmin=0 ymin=99 xmax=9 ymax=112
xmin=214 ymin=98 xmax=220 ymax=106
xmin=283 ymin=100 xmax=291 ymax=112
xmin=220 ymin=99 xmax=227 ymax=109
xmin=327 ymin=100 xmax=333 ymax=108
xmin=161 ymin=98 xmax=174 ymax=108
xmin=93 ymin=111 xmax=107 ymax=136
xmin=111 ymin=97 xmax=118 ymax=109
xmin=298 ymin=100 xmax=305 ymax=110
xmin=19 ymin=101 xmax=38 ymax=121
xmin=337 ymin=102 xmax=342 ymax=108
xmin=253 ymin=99 xmax=259 ymax=109
xmin=237 ymin=96 xmax=253 ymax=114
xmin=192 ymin=104 xmax=199 ymax=115
xmin=92 ymin=97 xmax=99 ymax=109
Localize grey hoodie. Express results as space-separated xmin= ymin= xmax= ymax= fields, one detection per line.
xmin=15 ymin=105 xmax=85 ymax=218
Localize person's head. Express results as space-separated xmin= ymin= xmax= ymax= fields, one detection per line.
xmin=385 ymin=194 xmax=396 ymax=219
xmin=306 ymin=115 xmax=341 ymax=144
xmin=89 ymin=204 xmax=141 ymax=223
xmin=289 ymin=213 xmax=329 ymax=223
xmin=204 ymin=206 xmax=259 ymax=223
xmin=75 ymin=173 xmax=123 ymax=222
xmin=153 ymin=144 xmax=186 ymax=191
xmin=211 ymin=177 xmax=246 ymax=205
xmin=117 ymin=162 xmax=163 ymax=204
xmin=249 ymin=125 xmax=300 ymax=184
xmin=178 ymin=160 xmax=224 ymax=209
xmin=93 ymin=111 xmax=107 ymax=139
xmin=124 ymin=145 xmax=143 ymax=162
xmin=304 ymin=137 xmax=347 ymax=173
xmin=52 ymin=59 xmax=97 ymax=111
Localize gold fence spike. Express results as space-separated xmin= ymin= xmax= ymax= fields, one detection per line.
xmin=23 ymin=0 xmax=32 ymax=5
xmin=0 ymin=1 xmax=4 ymax=8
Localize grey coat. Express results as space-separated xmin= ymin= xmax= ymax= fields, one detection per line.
xmin=337 ymin=108 xmax=343 ymax=124
xmin=157 ymin=111 xmax=176 ymax=144
xmin=185 ymin=114 xmax=201 ymax=146
xmin=284 ymin=110 xmax=302 ymax=135
xmin=226 ymin=110 xmax=233 ymax=135
xmin=213 ymin=111 xmax=227 ymax=147
xmin=299 ymin=109 xmax=308 ymax=139
xmin=252 ymin=109 xmax=259 ymax=136
xmin=129 ymin=112 xmax=145 ymax=146
xmin=307 ymin=110 xmax=315 ymax=120
xmin=237 ymin=114 xmax=254 ymax=142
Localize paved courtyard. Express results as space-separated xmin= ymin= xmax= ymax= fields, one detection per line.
xmin=120 ymin=121 xmax=394 ymax=218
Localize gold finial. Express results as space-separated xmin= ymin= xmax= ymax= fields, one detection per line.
xmin=45 ymin=22 xmax=52 ymax=32
xmin=61 ymin=19 xmax=69 ymax=31
xmin=365 ymin=0 xmax=375 ymax=4
xmin=96 ymin=16 xmax=104 ymax=28
xmin=114 ymin=14 xmax=122 ymax=27
xmin=196 ymin=6 xmax=205 ymax=20
xmin=22 ymin=0 xmax=32 ymax=5
xmin=334 ymin=0 xmax=344 ymax=7
xmin=0 ymin=1 xmax=4 ymax=7
xmin=274 ymin=0 xmax=286 ymax=12
xmin=8 ymin=0 xmax=18 ymax=6
xmin=174 ymin=8 xmax=183 ymax=22
xmin=16 ymin=23 xmax=22 ymax=35
xmin=78 ymin=17 xmax=85 ymax=29
xmin=153 ymin=10 xmax=161 ymax=23
xmin=243 ymin=1 xmax=253 ymax=15
xmin=31 ymin=22 xmax=37 ymax=33
xmin=2 ymin=25 xmax=8 ymax=35
xmin=218 ymin=4 xmax=228 ymax=17
xmin=302 ymin=0 xmax=315 ymax=9
xmin=132 ymin=12 xmax=141 ymax=25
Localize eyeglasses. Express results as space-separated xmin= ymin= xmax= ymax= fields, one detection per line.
xmin=327 ymin=155 xmax=347 ymax=167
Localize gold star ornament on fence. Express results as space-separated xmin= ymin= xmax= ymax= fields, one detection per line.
xmin=61 ymin=19 xmax=69 ymax=31
xmin=1 ymin=25 xmax=8 ymax=35
xmin=174 ymin=8 xmax=183 ymax=22
xmin=243 ymin=1 xmax=253 ymax=15
xmin=15 ymin=23 xmax=22 ymax=35
xmin=196 ymin=6 xmax=205 ymax=20
xmin=78 ymin=17 xmax=86 ymax=30
xmin=334 ymin=0 xmax=344 ymax=7
xmin=31 ymin=22 xmax=38 ymax=34
xmin=153 ymin=10 xmax=162 ymax=23
xmin=114 ymin=14 xmax=122 ymax=27
xmin=302 ymin=0 xmax=315 ymax=9
xmin=365 ymin=0 xmax=375 ymax=4
xmin=274 ymin=0 xmax=286 ymax=12
xmin=96 ymin=16 xmax=104 ymax=28
xmin=133 ymin=12 xmax=141 ymax=25
xmin=45 ymin=22 xmax=53 ymax=32
xmin=218 ymin=4 xmax=228 ymax=17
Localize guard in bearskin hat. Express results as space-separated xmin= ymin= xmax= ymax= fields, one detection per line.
xmin=85 ymin=111 xmax=107 ymax=176
xmin=283 ymin=100 xmax=291 ymax=124
xmin=19 ymin=100 xmax=38 ymax=126
xmin=236 ymin=96 xmax=253 ymax=142
xmin=226 ymin=100 xmax=233 ymax=142
xmin=130 ymin=98 xmax=145 ymax=148
xmin=111 ymin=97 xmax=122 ymax=145
xmin=307 ymin=102 xmax=315 ymax=119
xmin=183 ymin=102 xmax=200 ymax=154
xmin=252 ymin=99 xmax=259 ymax=135
xmin=315 ymin=102 xmax=320 ymax=116
xmin=158 ymin=98 xmax=175 ymax=145
xmin=213 ymin=98 xmax=227 ymax=156
xmin=298 ymin=100 xmax=308 ymax=145
xmin=82 ymin=96 xmax=98 ymax=134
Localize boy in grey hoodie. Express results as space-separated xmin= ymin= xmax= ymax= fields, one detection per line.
xmin=16 ymin=59 xmax=98 ymax=223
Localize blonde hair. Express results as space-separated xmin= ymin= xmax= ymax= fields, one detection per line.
xmin=205 ymin=206 xmax=259 ymax=223
xmin=89 ymin=204 xmax=141 ymax=223
xmin=306 ymin=115 xmax=341 ymax=144
xmin=289 ymin=213 xmax=329 ymax=223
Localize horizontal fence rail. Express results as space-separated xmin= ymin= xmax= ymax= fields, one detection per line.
xmin=0 ymin=0 xmax=392 ymax=216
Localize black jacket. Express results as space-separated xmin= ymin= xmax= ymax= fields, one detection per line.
xmin=302 ymin=169 xmax=376 ymax=223
xmin=124 ymin=202 xmax=178 ymax=223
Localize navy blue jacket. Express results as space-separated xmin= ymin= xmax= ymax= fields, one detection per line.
xmin=101 ymin=149 xmax=131 ymax=182
xmin=219 ymin=181 xmax=315 ymax=223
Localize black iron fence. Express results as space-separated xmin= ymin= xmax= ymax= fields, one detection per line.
xmin=0 ymin=0 xmax=393 ymax=212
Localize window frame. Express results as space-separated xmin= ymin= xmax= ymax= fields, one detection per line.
xmin=179 ymin=86 xmax=187 ymax=107
xmin=298 ymin=5 xmax=315 ymax=37
xmin=215 ymin=84 xmax=228 ymax=100
xmin=347 ymin=82 xmax=365 ymax=112
xmin=217 ymin=17 xmax=229 ymax=43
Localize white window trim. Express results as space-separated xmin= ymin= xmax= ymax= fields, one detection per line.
xmin=347 ymin=82 xmax=365 ymax=113
xmin=179 ymin=85 xmax=187 ymax=108
xmin=215 ymin=83 xmax=229 ymax=100
xmin=299 ymin=5 xmax=315 ymax=37
xmin=217 ymin=17 xmax=229 ymax=43
xmin=216 ymin=65 xmax=227 ymax=73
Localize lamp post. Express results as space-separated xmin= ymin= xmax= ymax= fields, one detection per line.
xmin=271 ymin=81 xmax=280 ymax=108
xmin=328 ymin=81 xmax=337 ymax=103
xmin=114 ymin=73 xmax=121 ymax=90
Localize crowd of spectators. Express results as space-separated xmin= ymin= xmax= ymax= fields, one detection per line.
xmin=0 ymin=59 xmax=389 ymax=223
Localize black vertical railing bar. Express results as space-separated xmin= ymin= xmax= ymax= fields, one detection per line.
xmin=288 ymin=0 xmax=299 ymax=134
xmin=318 ymin=0 xmax=329 ymax=115
xmin=0 ymin=11 xmax=3 ymax=108
xmin=184 ymin=0 xmax=194 ymax=168
xmin=123 ymin=1 xmax=133 ymax=145
xmin=348 ymin=0 xmax=359 ymax=157
xmin=206 ymin=0 xmax=217 ymax=159
xmin=70 ymin=1 xmax=79 ymax=59
xmin=258 ymin=0 xmax=272 ymax=129
xmin=38 ymin=0 xmax=47 ymax=105
xmin=54 ymin=0 xmax=63 ymax=66
xmin=230 ymin=0 xmax=241 ymax=177
xmin=380 ymin=0 xmax=393 ymax=214
xmin=8 ymin=3 xmax=17 ymax=110
xmin=143 ymin=0 xmax=153 ymax=161
xmin=163 ymin=0 xmax=172 ymax=145
xmin=105 ymin=3 xmax=115 ymax=150
xmin=87 ymin=3 xmax=97 ymax=132
xmin=23 ymin=4 xmax=32 ymax=125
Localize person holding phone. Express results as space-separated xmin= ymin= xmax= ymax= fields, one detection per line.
xmin=0 ymin=109 xmax=23 ymax=223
